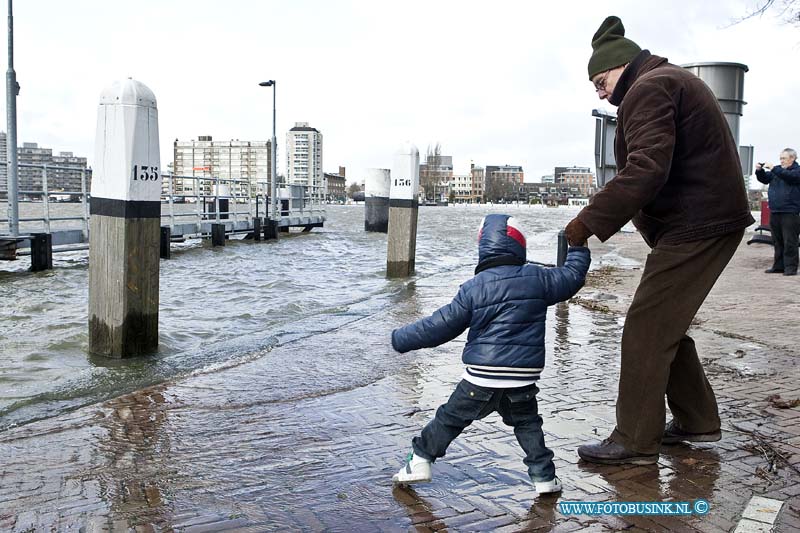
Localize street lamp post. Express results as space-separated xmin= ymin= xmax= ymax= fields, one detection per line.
xmin=259 ymin=80 xmax=277 ymax=227
xmin=6 ymin=0 xmax=20 ymax=236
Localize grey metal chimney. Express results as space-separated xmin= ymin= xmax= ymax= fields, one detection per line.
xmin=681 ymin=62 xmax=748 ymax=148
xmin=593 ymin=61 xmax=750 ymax=190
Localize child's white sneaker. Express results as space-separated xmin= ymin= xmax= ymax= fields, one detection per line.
xmin=392 ymin=452 xmax=432 ymax=485
xmin=534 ymin=475 xmax=563 ymax=494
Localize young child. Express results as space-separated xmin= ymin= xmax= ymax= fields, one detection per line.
xmin=391 ymin=214 xmax=590 ymax=494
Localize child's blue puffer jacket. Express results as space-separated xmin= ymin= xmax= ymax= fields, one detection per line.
xmin=392 ymin=214 xmax=590 ymax=382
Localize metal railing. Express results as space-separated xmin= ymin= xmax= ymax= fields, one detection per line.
xmin=162 ymin=173 xmax=259 ymax=236
xmin=1 ymin=163 xmax=326 ymax=242
xmin=0 ymin=162 xmax=91 ymax=237
xmin=161 ymin=173 xmax=326 ymax=238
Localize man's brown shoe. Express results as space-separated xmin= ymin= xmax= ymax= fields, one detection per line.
xmin=661 ymin=420 xmax=721 ymax=445
xmin=577 ymin=437 xmax=659 ymax=465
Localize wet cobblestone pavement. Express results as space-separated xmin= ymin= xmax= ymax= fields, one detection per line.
xmin=2 ymin=236 xmax=800 ymax=532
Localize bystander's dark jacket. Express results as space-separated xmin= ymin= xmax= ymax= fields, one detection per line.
xmin=756 ymin=161 xmax=800 ymax=214
xmin=577 ymin=51 xmax=754 ymax=247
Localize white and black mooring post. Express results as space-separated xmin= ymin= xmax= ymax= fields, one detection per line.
xmin=365 ymin=168 xmax=390 ymax=233
xmin=386 ymin=144 xmax=420 ymax=278
xmin=89 ymin=79 xmax=161 ymax=358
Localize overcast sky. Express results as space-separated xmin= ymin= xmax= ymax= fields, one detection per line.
xmin=2 ymin=0 xmax=798 ymax=187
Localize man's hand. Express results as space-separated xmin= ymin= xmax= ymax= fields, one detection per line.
xmin=755 ymin=162 xmax=763 ymax=171
xmin=763 ymin=163 xmax=773 ymax=170
xmin=565 ymin=217 xmax=592 ymax=246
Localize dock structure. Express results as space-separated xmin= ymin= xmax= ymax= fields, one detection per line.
xmin=0 ymin=162 xmax=92 ymax=262
xmin=0 ymin=171 xmax=325 ymax=268
xmin=159 ymin=177 xmax=325 ymax=244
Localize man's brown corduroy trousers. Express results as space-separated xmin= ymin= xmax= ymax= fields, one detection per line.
xmin=610 ymin=230 xmax=745 ymax=455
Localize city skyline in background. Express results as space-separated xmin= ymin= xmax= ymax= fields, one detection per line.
xmin=1 ymin=1 xmax=798 ymax=189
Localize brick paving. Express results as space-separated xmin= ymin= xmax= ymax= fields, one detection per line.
xmin=1 ymin=235 xmax=799 ymax=531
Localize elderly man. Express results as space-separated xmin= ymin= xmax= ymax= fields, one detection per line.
xmin=566 ymin=16 xmax=754 ymax=464
xmin=756 ymin=149 xmax=800 ymax=276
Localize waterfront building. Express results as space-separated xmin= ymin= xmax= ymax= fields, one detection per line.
xmin=287 ymin=122 xmax=323 ymax=201
xmin=0 ymin=139 xmax=90 ymax=199
xmin=555 ymin=165 xmax=596 ymax=197
xmin=486 ymin=165 xmax=524 ymax=184
xmin=51 ymin=151 xmax=90 ymax=195
xmin=171 ymin=136 xmax=272 ymax=198
xmin=516 ymin=180 xmax=594 ymax=205
xmin=419 ymin=152 xmax=453 ymax=202
xmin=449 ymin=174 xmax=472 ymax=202
xmin=484 ymin=165 xmax=524 ymax=202
xmin=324 ymin=166 xmax=347 ymax=203
xmin=470 ymin=164 xmax=485 ymax=203
xmin=18 ymin=142 xmax=52 ymax=199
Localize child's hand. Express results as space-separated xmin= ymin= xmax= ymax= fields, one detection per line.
xmin=389 ymin=329 xmax=401 ymax=353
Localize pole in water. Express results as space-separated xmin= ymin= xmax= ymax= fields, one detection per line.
xmin=387 ymin=144 xmax=420 ymax=278
xmin=160 ymin=226 xmax=171 ymax=259
xmin=365 ymin=168 xmax=390 ymax=233
xmin=212 ymin=223 xmax=226 ymax=246
xmin=88 ymin=78 xmax=161 ymax=358
xmin=557 ymin=229 xmax=568 ymax=267
xmin=253 ymin=217 xmax=262 ymax=241
xmin=30 ymin=233 xmax=52 ymax=271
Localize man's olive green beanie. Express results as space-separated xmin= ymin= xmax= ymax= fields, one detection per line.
xmin=588 ymin=16 xmax=641 ymax=80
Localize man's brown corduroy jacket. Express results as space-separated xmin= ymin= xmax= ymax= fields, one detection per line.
xmin=577 ymin=51 xmax=754 ymax=246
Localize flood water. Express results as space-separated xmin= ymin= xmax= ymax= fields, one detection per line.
xmin=0 ymin=204 xmax=588 ymax=430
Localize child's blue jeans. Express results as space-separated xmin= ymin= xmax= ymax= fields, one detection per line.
xmin=411 ymin=379 xmax=556 ymax=482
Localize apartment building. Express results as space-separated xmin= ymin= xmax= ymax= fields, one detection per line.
xmin=324 ymin=166 xmax=346 ymax=203
xmin=51 ymin=151 xmax=90 ymax=194
xmin=171 ymin=136 xmax=272 ymax=198
xmin=555 ymin=166 xmax=596 ymax=197
xmin=484 ymin=165 xmax=524 ymax=202
xmin=470 ymin=164 xmax=485 ymax=202
xmin=449 ymin=174 xmax=472 ymax=202
xmin=419 ymin=153 xmax=453 ymax=202
xmin=287 ymin=122 xmax=323 ymax=200
xmin=0 ymin=139 xmax=90 ymax=199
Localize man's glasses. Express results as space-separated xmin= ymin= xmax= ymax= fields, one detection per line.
xmin=593 ymin=71 xmax=610 ymax=92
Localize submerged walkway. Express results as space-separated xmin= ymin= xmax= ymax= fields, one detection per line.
xmin=1 ymin=233 xmax=799 ymax=532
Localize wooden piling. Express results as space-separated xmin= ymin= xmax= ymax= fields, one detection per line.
xmin=88 ymin=79 xmax=161 ymax=358
xmin=29 ymin=233 xmax=52 ymax=272
xmin=212 ymin=223 xmax=226 ymax=246
xmin=160 ymin=226 xmax=171 ymax=259
xmin=387 ymin=144 xmax=420 ymax=278
xmin=253 ymin=217 xmax=262 ymax=241
xmin=264 ymin=219 xmax=278 ymax=240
